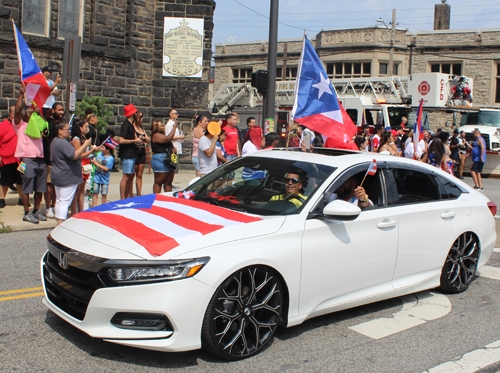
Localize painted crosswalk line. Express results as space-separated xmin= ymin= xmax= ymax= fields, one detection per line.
xmin=493 ymin=248 xmax=500 ymax=253
xmin=424 ymin=339 xmax=500 ymax=373
xmin=349 ymin=291 xmax=451 ymax=340
xmin=477 ymin=265 xmax=500 ymax=281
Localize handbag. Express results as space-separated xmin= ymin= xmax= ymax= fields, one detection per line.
xmin=164 ymin=148 xmax=178 ymax=168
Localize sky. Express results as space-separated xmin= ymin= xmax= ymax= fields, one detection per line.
xmin=212 ymin=0 xmax=500 ymax=45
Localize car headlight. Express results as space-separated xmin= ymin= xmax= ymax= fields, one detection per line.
xmin=107 ymin=257 xmax=210 ymax=284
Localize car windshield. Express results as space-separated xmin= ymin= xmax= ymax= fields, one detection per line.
xmin=182 ymin=156 xmax=336 ymax=216
xmin=461 ymin=112 xmax=500 ymax=128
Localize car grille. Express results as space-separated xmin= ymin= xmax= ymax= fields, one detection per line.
xmin=465 ymin=133 xmax=490 ymax=150
xmin=42 ymin=240 xmax=108 ymax=321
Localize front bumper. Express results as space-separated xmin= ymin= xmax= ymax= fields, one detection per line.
xmin=41 ymin=251 xmax=214 ymax=352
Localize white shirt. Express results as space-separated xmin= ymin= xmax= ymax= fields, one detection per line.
xmin=44 ymin=79 xmax=57 ymax=109
xmin=165 ymin=119 xmax=182 ymax=155
xmin=242 ymin=141 xmax=259 ymax=155
xmin=300 ymin=129 xmax=315 ymax=146
xmin=198 ymin=136 xmax=218 ymax=175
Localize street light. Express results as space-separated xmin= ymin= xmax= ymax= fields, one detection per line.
xmin=376 ymin=10 xmax=396 ymax=77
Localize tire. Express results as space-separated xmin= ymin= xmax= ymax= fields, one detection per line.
xmin=201 ymin=265 xmax=283 ymax=360
xmin=438 ymin=232 xmax=480 ymax=294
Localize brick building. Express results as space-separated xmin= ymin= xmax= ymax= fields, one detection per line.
xmin=0 ymin=0 xmax=216 ymax=141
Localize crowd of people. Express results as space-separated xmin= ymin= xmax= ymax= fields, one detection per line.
xmin=0 ymin=86 xmax=488 ymax=227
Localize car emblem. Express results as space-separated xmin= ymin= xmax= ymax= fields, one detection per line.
xmin=58 ymin=252 xmax=68 ymax=270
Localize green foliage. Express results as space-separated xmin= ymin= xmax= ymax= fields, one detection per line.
xmin=74 ymin=94 xmax=114 ymax=134
xmin=0 ymin=211 xmax=12 ymax=233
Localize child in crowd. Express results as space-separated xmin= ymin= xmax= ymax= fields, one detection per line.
xmin=91 ymin=143 xmax=114 ymax=207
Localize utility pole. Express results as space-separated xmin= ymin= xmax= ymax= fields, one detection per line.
xmin=264 ymin=0 xmax=278 ymax=127
xmin=389 ymin=9 xmax=396 ymax=76
xmin=281 ymin=42 xmax=287 ymax=81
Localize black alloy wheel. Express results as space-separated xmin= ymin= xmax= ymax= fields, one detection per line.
xmin=202 ymin=266 xmax=283 ymax=360
xmin=439 ymin=232 xmax=480 ymax=293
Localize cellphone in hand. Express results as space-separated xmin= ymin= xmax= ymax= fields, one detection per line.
xmin=303 ymin=131 xmax=312 ymax=150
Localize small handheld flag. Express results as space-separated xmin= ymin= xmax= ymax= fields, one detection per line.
xmin=103 ymin=136 xmax=119 ymax=149
xmin=12 ymin=20 xmax=51 ymax=112
xmin=413 ymin=98 xmax=424 ymax=153
xmin=360 ymin=159 xmax=377 ymax=187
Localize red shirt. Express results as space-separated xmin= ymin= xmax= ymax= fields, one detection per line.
xmin=224 ymin=125 xmax=239 ymax=155
xmin=0 ymin=119 xmax=19 ymax=166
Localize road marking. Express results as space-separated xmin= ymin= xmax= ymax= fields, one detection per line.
xmin=477 ymin=266 xmax=500 ymax=281
xmin=0 ymin=286 xmax=44 ymax=302
xmin=493 ymin=248 xmax=500 ymax=253
xmin=424 ymin=339 xmax=500 ymax=373
xmin=0 ymin=286 xmax=43 ymax=296
xmin=0 ymin=292 xmax=45 ymax=302
xmin=349 ymin=291 xmax=451 ymax=340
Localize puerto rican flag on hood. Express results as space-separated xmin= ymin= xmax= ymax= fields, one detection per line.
xmin=70 ymin=194 xmax=263 ymax=257
xmin=292 ymin=36 xmax=344 ymax=143
xmin=12 ymin=21 xmax=51 ymax=112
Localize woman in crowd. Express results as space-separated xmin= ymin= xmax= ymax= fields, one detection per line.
xmin=216 ymin=129 xmax=227 ymax=166
xmin=131 ymin=111 xmax=149 ymax=197
xmin=70 ymin=120 xmax=98 ymax=214
xmin=264 ymin=132 xmax=280 ymax=149
xmin=50 ymin=121 xmax=92 ymax=225
xmin=150 ymin=120 xmax=177 ymax=193
xmin=354 ymin=136 xmax=368 ymax=151
xmin=192 ymin=114 xmax=209 ymax=177
xmin=242 ymin=126 xmax=263 ymax=155
xmin=377 ymin=130 xmax=398 ymax=155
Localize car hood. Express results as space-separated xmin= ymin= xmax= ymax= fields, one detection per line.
xmin=51 ymin=194 xmax=286 ymax=260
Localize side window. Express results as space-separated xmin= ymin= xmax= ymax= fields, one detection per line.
xmin=435 ymin=174 xmax=464 ymax=199
xmin=312 ymin=165 xmax=385 ymax=214
xmin=390 ymin=168 xmax=441 ymax=205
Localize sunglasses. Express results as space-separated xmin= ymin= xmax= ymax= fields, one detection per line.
xmin=285 ymin=177 xmax=299 ymax=184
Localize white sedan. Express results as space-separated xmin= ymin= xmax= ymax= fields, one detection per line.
xmin=41 ymin=149 xmax=497 ymax=360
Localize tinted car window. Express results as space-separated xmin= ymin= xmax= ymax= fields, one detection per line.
xmin=390 ymin=168 xmax=441 ymax=205
xmin=435 ymin=174 xmax=463 ymax=200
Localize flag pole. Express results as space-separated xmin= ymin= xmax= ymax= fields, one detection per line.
xmin=289 ymin=33 xmax=307 ymax=150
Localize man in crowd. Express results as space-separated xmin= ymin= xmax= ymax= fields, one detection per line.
xmin=419 ymin=130 xmax=430 ymax=153
xmin=241 ymin=116 xmax=256 ymax=142
xmin=270 ymin=171 xmax=308 ymax=208
xmin=118 ymin=104 xmax=142 ymax=199
xmin=458 ymin=130 xmax=472 ymax=179
xmin=13 ymin=85 xmax=47 ymax=223
xmin=42 ymin=67 xmax=61 ymax=118
xmin=371 ymin=124 xmax=383 ymax=152
xmin=449 ymin=129 xmax=462 ymax=179
xmin=224 ymin=113 xmax=240 ymax=184
xmin=0 ymin=105 xmax=22 ymax=208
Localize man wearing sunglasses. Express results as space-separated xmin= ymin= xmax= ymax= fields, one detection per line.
xmin=270 ymin=172 xmax=307 ymax=208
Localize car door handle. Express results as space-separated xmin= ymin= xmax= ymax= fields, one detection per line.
xmin=377 ymin=220 xmax=397 ymax=229
xmin=441 ymin=211 xmax=456 ymax=219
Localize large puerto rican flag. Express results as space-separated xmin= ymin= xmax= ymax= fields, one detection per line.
xmin=12 ymin=21 xmax=51 ymax=111
xmin=292 ymin=36 xmax=344 ymax=143
xmin=72 ymin=194 xmax=262 ymax=257
xmin=413 ymin=98 xmax=424 ymax=150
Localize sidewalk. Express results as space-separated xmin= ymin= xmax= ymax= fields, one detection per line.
xmin=0 ymin=168 xmax=197 ymax=232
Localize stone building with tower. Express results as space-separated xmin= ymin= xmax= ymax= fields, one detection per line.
xmin=214 ymin=1 xmax=500 ymax=129
xmin=0 ymin=0 xmax=216 ymax=153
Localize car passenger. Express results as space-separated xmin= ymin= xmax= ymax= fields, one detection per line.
xmin=327 ymin=177 xmax=373 ymax=210
xmin=270 ymin=171 xmax=308 ymax=208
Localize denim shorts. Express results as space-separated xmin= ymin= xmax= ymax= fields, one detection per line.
xmin=122 ymin=158 xmax=136 ymax=174
xmin=192 ymin=156 xmax=200 ymax=171
xmin=93 ymin=183 xmax=109 ymax=195
xmin=151 ymin=153 xmax=171 ymax=173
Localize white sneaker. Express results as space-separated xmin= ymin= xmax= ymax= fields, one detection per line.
xmin=46 ymin=208 xmax=55 ymax=219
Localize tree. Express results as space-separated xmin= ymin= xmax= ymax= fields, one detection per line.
xmin=74 ymin=94 xmax=114 ymax=134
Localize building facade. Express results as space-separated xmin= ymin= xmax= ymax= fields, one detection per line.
xmin=0 ymin=0 xmax=216 ymax=139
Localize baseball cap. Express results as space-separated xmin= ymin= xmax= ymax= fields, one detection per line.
xmin=453 ymin=128 xmax=459 ymax=134
xmin=42 ymin=66 xmax=52 ymax=73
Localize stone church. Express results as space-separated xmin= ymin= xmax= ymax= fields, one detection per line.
xmin=0 ymin=0 xmax=216 ymax=139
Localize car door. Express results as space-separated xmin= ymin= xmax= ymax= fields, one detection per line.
xmin=300 ymin=163 xmax=399 ymax=316
xmin=386 ymin=165 xmax=459 ymax=289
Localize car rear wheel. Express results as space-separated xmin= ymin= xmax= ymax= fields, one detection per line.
xmin=202 ymin=266 xmax=283 ymax=360
xmin=439 ymin=232 xmax=479 ymax=293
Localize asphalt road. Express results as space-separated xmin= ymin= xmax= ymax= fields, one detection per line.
xmin=1 ymin=177 xmax=500 ymax=373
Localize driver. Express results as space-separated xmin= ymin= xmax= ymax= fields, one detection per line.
xmin=327 ymin=177 xmax=373 ymax=210
xmin=270 ymin=171 xmax=308 ymax=208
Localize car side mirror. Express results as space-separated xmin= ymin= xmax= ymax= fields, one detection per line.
xmin=322 ymin=200 xmax=361 ymax=221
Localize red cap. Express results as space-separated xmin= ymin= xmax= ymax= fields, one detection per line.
xmin=124 ymin=104 xmax=138 ymax=117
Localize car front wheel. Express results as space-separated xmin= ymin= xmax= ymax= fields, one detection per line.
xmin=202 ymin=265 xmax=283 ymax=360
xmin=439 ymin=232 xmax=480 ymax=293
